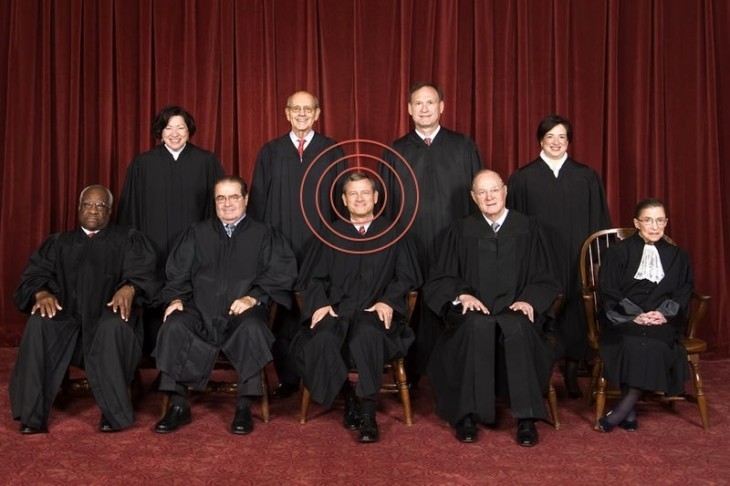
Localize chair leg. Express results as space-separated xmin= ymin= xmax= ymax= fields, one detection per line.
xmin=392 ymin=358 xmax=413 ymax=426
xmin=547 ymin=382 xmax=560 ymax=430
xmin=260 ymin=369 xmax=270 ymax=423
xmin=300 ymin=387 xmax=311 ymax=424
xmin=688 ymin=354 xmax=710 ymax=430
xmin=586 ymin=357 xmax=602 ymax=405
xmin=595 ymin=375 xmax=607 ymax=427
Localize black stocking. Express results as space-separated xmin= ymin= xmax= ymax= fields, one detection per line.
xmin=604 ymin=387 xmax=642 ymax=426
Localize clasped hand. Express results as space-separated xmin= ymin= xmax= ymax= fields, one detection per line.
xmin=633 ymin=311 xmax=667 ymax=325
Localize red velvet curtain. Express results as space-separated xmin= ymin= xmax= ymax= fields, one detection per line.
xmin=1 ymin=0 xmax=728 ymax=355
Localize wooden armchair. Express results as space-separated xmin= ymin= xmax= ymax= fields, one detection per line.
xmin=299 ymin=290 xmax=418 ymax=426
xmin=579 ymin=228 xmax=711 ymax=430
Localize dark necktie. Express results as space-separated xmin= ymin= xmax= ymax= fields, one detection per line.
xmin=88 ymin=231 xmax=96 ymax=238
xmin=424 ymin=137 xmax=431 ymax=146
xmin=297 ymin=139 xmax=306 ymax=160
xmin=359 ymin=226 xmax=366 ymax=236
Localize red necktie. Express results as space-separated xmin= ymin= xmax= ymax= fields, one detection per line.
xmin=88 ymin=232 xmax=96 ymax=238
xmin=424 ymin=137 xmax=431 ymax=146
xmin=297 ymin=139 xmax=306 ymax=160
xmin=359 ymin=226 xmax=366 ymax=236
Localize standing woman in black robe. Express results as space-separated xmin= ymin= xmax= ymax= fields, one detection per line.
xmin=507 ymin=115 xmax=611 ymax=398
xmin=118 ymin=106 xmax=225 ymax=354
xmin=595 ymin=199 xmax=692 ymax=432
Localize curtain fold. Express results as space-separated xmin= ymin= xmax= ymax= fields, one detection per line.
xmin=1 ymin=0 xmax=728 ymax=356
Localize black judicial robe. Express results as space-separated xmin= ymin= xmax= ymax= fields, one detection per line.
xmin=507 ymin=157 xmax=611 ymax=360
xmin=10 ymin=226 xmax=159 ymax=429
xmin=424 ymin=211 xmax=560 ymax=425
xmin=154 ymin=216 xmax=297 ymax=390
xmin=598 ymin=234 xmax=693 ymax=396
xmin=380 ymin=128 xmax=482 ymax=373
xmin=249 ymin=133 xmax=346 ymax=262
xmin=292 ymin=217 xmax=422 ymax=407
xmin=118 ymin=143 xmax=225 ymax=270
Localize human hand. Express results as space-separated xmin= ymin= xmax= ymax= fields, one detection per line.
xmin=458 ymin=294 xmax=489 ymax=315
xmin=311 ymin=305 xmax=338 ymax=328
xmin=509 ymin=301 xmax=534 ymax=322
xmin=32 ymin=290 xmax=62 ymax=318
xmin=365 ymin=302 xmax=394 ymax=329
xmin=107 ymin=284 xmax=136 ymax=321
xmin=163 ymin=299 xmax=184 ymax=322
xmin=229 ymin=296 xmax=257 ymax=316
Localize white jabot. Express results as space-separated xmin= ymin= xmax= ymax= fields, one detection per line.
xmin=634 ymin=244 xmax=665 ymax=283
xmin=539 ymin=150 xmax=567 ymax=177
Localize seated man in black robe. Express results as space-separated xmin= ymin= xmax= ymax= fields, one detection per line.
xmin=292 ymin=172 xmax=422 ymax=443
xmin=425 ymin=170 xmax=560 ymax=447
xmin=10 ymin=185 xmax=160 ymax=434
xmin=154 ymin=176 xmax=297 ymax=435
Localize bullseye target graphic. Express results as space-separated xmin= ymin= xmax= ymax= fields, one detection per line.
xmin=299 ymin=139 xmax=419 ymax=255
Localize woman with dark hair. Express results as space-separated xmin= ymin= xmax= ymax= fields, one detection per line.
xmin=595 ymin=198 xmax=692 ymax=432
xmin=507 ymin=114 xmax=611 ymax=399
xmin=118 ymin=105 xmax=224 ymax=354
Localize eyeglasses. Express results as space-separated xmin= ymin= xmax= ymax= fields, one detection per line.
xmin=80 ymin=202 xmax=109 ymax=211
xmin=287 ymin=105 xmax=316 ymax=114
xmin=472 ymin=186 xmax=504 ymax=198
xmin=215 ymin=194 xmax=243 ymax=204
xmin=637 ymin=217 xmax=668 ymax=226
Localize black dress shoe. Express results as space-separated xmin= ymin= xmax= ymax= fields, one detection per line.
xmin=456 ymin=415 xmax=478 ymax=443
xmin=230 ymin=406 xmax=253 ymax=435
xmin=19 ymin=423 xmax=48 ymax=435
xmin=618 ymin=419 xmax=638 ymax=431
xmin=271 ymin=382 xmax=299 ymax=400
xmin=155 ymin=404 xmax=192 ymax=433
xmin=516 ymin=419 xmax=538 ymax=447
xmin=343 ymin=394 xmax=361 ymax=430
xmin=358 ymin=413 xmax=379 ymax=443
xmin=99 ymin=415 xmax=118 ymax=433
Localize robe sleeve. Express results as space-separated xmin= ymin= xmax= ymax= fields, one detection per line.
xmin=588 ymin=170 xmax=612 ymax=230
xmin=160 ymin=227 xmax=197 ymax=305
xmin=248 ymin=228 xmax=297 ymax=309
xmin=248 ymin=144 xmax=271 ymax=222
xmin=515 ymin=220 xmax=561 ymax=315
xmin=423 ymin=223 xmax=475 ymax=318
xmin=377 ymin=236 xmax=423 ymax=317
xmin=205 ymin=152 xmax=225 ymax=220
xmin=13 ymin=235 xmax=63 ymax=313
xmin=295 ymin=240 xmax=333 ymax=319
xmin=117 ymin=156 xmax=142 ymax=228
xmin=119 ymin=228 xmax=162 ymax=305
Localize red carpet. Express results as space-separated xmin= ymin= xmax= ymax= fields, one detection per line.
xmin=1 ymin=347 xmax=728 ymax=485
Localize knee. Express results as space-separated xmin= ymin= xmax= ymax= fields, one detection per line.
xmin=22 ymin=314 xmax=47 ymax=338
xmin=95 ymin=312 xmax=135 ymax=342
